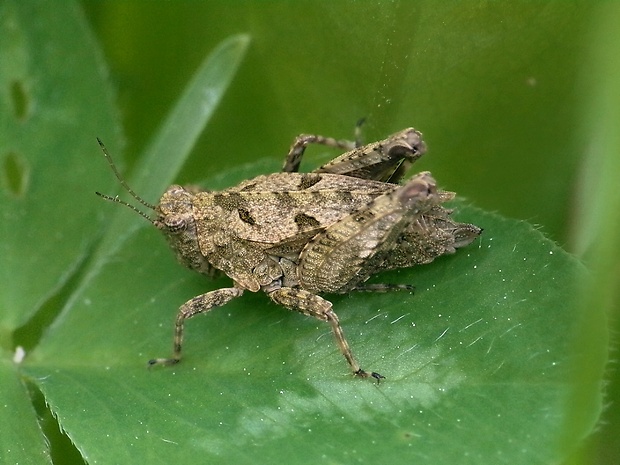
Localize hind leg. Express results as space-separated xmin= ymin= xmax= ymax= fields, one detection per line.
xmin=268 ymin=287 xmax=384 ymax=381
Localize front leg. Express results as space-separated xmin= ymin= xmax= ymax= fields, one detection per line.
xmin=282 ymin=134 xmax=357 ymax=173
xmin=282 ymin=120 xmax=369 ymax=173
xmin=148 ymin=287 xmax=244 ymax=366
xmin=268 ymin=287 xmax=384 ymax=381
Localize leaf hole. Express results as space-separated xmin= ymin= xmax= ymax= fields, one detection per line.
xmin=2 ymin=151 xmax=30 ymax=197
xmin=10 ymin=79 xmax=30 ymax=121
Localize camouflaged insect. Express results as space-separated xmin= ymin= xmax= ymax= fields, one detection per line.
xmin=97 ymin=128 xmax=481 ymax=381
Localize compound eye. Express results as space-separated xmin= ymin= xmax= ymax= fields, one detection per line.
xmin=165 ymin=214 xmax=187 ymax=233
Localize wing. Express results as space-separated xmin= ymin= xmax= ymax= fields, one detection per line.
xmin=193 ymin=172 xmax=394 ymax=245
xmin=297 ymin=172 xmax=440 ymax=293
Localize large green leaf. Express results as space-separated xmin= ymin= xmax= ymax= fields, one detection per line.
xmin=0 ymin=1 xmax=119 ymax=464
xmin=0 ymin=356 xmax=51 ymax=465
xmin=0 ymin=1 xmax=248 ymax=464
xmin=0 ymin=0 xmax=120 ymax=335
xmin=23 ymin=162 xmax=598 ymax=464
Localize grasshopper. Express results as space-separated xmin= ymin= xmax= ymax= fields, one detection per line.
xmin=97 ymin=127 xmax=481 ymax=381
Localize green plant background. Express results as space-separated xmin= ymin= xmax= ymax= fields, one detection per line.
xmin=1 ymin=1 xmax=617 ymax=464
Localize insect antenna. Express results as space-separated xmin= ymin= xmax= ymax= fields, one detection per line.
xmin=95 ymin=138 xmax=156 ymax=225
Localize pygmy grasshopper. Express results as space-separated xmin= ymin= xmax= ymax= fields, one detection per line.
xmin=97 ymin=127 xmax=481 ymax=381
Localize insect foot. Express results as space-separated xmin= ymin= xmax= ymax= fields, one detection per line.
xmin=96 ymin=127 xmax=481 ymax=381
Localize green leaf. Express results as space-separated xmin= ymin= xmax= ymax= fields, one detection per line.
xmin=0 ymin=1 xmax=120 ymax=463
xmin=563 ymin=3 xmax=620 ymax=461
xmin=24 ymin=154 xmax=601 ymax=464
xmin=0 ymin=0 xmax=120 ymax=334
xmin=0 ymin=1 xmax=248 ymax=463
xmin=0 ymin=356 xmax=51 ymax=465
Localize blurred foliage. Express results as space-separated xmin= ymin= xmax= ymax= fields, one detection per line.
xmin=84 ymin=1 xmax=590 ymax=246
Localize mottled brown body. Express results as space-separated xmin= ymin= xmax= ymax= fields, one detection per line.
xmin=98 ymin=128 xmax=481 ymax=380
